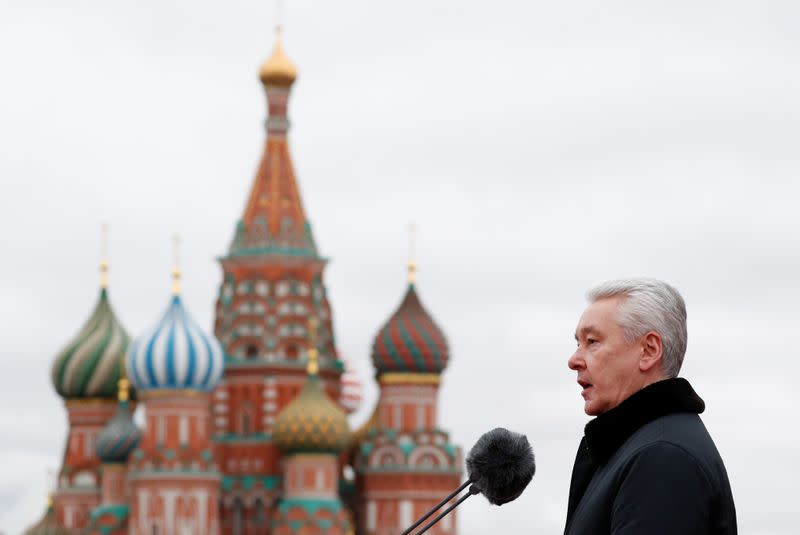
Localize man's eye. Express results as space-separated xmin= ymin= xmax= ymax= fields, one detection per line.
xmin=587 ymin=338 xmax=597 ymax=345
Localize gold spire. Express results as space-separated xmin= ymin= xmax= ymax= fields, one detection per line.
xmin=117 ymin=356 xmax=130 ymax=402
xmin=259 ymin=25 xmax=298 ymax=87
xmin=46 ymin=467 xmax=55 ymax=507
xmin=118 ymin=377 xmax=130 ymax=403
xmin=100 ymin=223 xmax=109 ymax=289
xmin=407 ymin=222 xmax=417 ymax=284
xmin=307 ymin=317 xmax=319 ymax=375
xmin=171 ymin=234 xmax=181 ymax=295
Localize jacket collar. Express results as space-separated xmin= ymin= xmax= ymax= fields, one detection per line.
xmin=584 ymin=377 xmax=705 ymax=464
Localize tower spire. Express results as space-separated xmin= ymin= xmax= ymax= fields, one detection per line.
xmin=46 ymin=467 xmax=55 ymax=505
xmin=229 ymin=27 xmax=317 ymax=258
xmin=259 ymin=25 xmax=297 ymax=90
xmin=275 ymin=0 xmax=284 ymax=31
xmin=100 ymin=223 xmax=109 ymax=289
xmin=407 ymin=222 xmax=417 ymax=285
xmin=117 ymin=354 xmax=130 ymax=403
xmin=307 ymin=316 xmax=319 ymax=376
xmin=171 ymin=234 xmax=181 ymax=295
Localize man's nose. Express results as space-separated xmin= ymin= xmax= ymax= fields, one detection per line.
xmin=568 ymin=350 xmax=584 ymax=371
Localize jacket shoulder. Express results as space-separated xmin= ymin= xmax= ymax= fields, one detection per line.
xmin=566 ymin=414 xmax=737 ymax=535
xmin=610 ymin=441 xmax=716 ymax=534
xmin=621 ymin=413 xmax=725 ymax=483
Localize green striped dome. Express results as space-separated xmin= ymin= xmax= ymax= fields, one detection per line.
xmin=51 ymin=288 xmax=131 ymax=399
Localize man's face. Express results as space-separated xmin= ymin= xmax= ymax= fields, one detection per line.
xmin=568 ymin=296 xmax=645 ymax=416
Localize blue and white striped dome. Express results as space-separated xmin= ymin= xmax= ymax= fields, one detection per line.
xmin=127 ymin=295 xmax=223 ymax=392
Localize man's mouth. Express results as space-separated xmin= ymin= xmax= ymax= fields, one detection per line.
xmin=578 ymin=380 xmax=593 ymax=394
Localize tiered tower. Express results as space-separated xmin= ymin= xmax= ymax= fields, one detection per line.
xmin=211 ymin=28 xmax=345 ymax=532
xmin=87 ymin=373 xmax=142 ymax=534
xmin=271 ymin=319 xmax=353 ymax=534
xmin=354 ymin=262 xmax=462 ymax=535
xmin=50 ymin=241 xmax=131 ymax=532
xmin=126 ymin=253 xmax=224 ymax=534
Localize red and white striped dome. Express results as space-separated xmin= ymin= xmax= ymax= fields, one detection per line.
xmin=339 ymin=358 xmax=363 ymax=414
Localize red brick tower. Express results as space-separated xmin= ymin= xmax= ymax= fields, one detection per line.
xmin=49 ymin=237 xmax=131 ymax=532
xmin=212 ymin=27 xmax=344 ymax=532
xmin=125 ymin=252 xmax=225 ymax=535
xmin=354 ymin=261 xmax=462 ymax=535
xmin=271 ymin=319 xmax=354 ymax=535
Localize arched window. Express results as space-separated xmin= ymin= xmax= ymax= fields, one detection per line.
xmin=239 ymin=406 xmax=252 ymax=436
xmin=252 ymin=498 xmax=266 ymax=526
xmin=285 ymin=344 xmax=298 ymax=360
xmin=73 ymin=470 xmax=95 ymax=487
xmin=246 ymin=345 xmax=258 ymax=359
xmin=179 ymin=415 xmax=188 ymax=446
xmin=232 ymin=498 xmax=244 ymax=535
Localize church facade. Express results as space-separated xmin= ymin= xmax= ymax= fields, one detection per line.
xmin=26 ymin=30 xmax=462 ymax=535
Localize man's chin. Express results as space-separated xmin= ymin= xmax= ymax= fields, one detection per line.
xmin=584 ymin=401 xmax=603 ymax=417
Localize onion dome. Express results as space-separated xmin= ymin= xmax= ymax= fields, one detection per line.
xmin=51 ymin=252 xmax=131 ymax=399
xmin=259 ymin=26 xmax=297 ymax=87
xmin=127 ymin=252 xmax=224 ymax=392
xmin=371 ymin=264 xmax=449 ymax=375
xmin=127 ymin=294 xmax=223 ymax=392
xmin=274 ymin=321 xmax=350 ymax=453
xmin=23 ymin=497 xmax=71 ymax=535
xmin=338 ymin=358 xmax=363 ymax=415
xmin=96 ymin=377 xmax=141 ymax=463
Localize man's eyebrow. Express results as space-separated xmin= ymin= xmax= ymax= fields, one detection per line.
xmin=575 ymin=326 xmax=598 ymax=340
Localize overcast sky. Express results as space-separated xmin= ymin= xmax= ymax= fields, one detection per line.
xmin=2 ymin=1 xmax=799 ymax=533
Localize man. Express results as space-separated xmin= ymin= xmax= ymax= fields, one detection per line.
xmin=564 ymin=278 xmax=736 ymax=534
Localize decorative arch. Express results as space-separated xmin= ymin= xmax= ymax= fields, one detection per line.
xmin=368 ymin=445 xmax=406 ymax=468
xmin=408 ymin=445 xmax=449 ymax=469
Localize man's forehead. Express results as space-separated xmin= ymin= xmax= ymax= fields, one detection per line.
xmin=576 ymin=297 xmax=623 ymax=331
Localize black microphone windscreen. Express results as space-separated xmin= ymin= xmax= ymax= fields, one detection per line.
xmin=466 ymin=427 xmax=535 ymax=505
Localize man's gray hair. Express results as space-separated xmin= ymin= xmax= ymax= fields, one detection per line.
xmin=587 ymin=278 xmax=688 ymax=378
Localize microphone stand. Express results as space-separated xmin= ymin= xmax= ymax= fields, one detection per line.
xmin=400 ymin=479 xmax=479 ymax=535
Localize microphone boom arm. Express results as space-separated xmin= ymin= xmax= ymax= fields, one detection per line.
xmin=400 ymin=479 xmax=475 ymax=535
xmin=400 ymin=427 xmax=535 ymax=534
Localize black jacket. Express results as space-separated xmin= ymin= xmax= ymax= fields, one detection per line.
xmin=564 ymin=378 xmax=737 ymax=534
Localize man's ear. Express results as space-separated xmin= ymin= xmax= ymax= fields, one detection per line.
xmin=639 ymin=331 xmax=663 ymax=373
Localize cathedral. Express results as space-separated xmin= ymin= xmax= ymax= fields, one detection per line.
xmin=24 ymin=28 xmax=462 ymax=535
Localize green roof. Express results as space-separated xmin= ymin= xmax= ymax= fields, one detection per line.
xmin=51 ymin=288 xmax=131 ymax=399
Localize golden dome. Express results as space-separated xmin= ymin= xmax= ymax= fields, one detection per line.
xmin=273 ymin=373 xmax=351 ymax=454
xmin=259 ymin=28 xmax=297 ymax=87
xmin=275 ymin=321 xmax=349 ymax=453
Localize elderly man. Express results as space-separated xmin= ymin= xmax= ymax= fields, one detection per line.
xmin=564 ymin=278 xmax=736 ymax=534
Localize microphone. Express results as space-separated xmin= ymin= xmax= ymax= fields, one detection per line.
xmin=401 ymin=427 xmax=535 ymax=535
